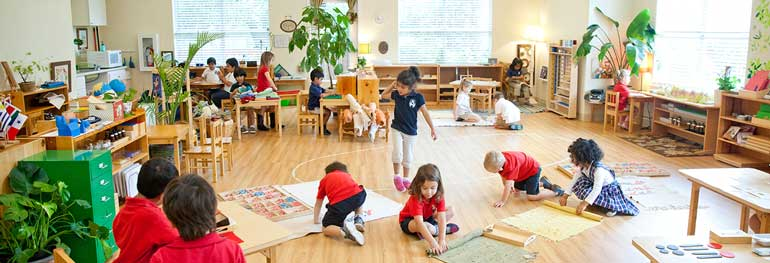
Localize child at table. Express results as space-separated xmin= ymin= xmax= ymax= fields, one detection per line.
xmin=230 ymin=68 xmax=261 ymax=133
xmin=484 ymin=150 xmax=564 ymax=207
xmin=493 ymin=92 xmax=523 ymax=130
xmin=151 ymin=174 xmax=245 ymax=263
xmin=454 ymin=78 xmax=481 ymax=122
xmin=399 ymin=164 xmax=459 ymax=255
xmin=308 ymin=68 xmax=335 ymax=135
xmin=113 ymin=159 xmax=179 ymax=263
xmin=257 ymin=51 xmax=280 ymax=129
xmin=381 ymin=66 xmax=437 ymax=191
xmin=200 ymin=57 xmax=222 ymax=84
xmin=614 ymin=69 xmax=631 ymax=129
xmin=313 ymin=161 xmax=367 ymax=245
xmin=560 ymin=138 xmax=639 ymax=216
xmin=209 ymin=58 xmax=239 ymax=108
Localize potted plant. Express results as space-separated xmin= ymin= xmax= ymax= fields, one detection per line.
xmin=11 ymin=53 xmax=49 ymax=92
xmin=0 ymin=163 xmax=111 ymax=263
xmin=151 ymin=32 xmax=222 ymax=125
xmin=715 ymin=66 xmax=739 ymax=105
xmin=121 ymin=88 xmax=138 ymax=115
xmin=356 ymin=57 xmax=367 ymax=71
xmin=288 ymin=2 xmax=356 ymax=89
xmin=574 ymin=8 xmax=656 ymax=82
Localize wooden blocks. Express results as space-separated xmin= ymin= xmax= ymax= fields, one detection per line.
xmin=483 ymin=224 xmax=536 ymax=247
xmin=542 ymin=200 xmax=604 ymax=222
xmin=709 ymin=229 xmax=752 ymax=244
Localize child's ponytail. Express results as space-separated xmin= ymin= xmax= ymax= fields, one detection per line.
xmin=397 ymin=66 xmax=422 ymax=89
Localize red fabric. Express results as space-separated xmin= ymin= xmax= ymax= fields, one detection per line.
xmin=398 ymin=195 xmax=447 ymax=222
xmin=149 ymin=232 xmax=245 ymax=263
xmin=613 ymin=82 xmax=630 ymax=111
xmin=113 ymin=198 xmax=179 ymax=263
xmin=499 ymin=151 xmax=540 ymax=182
xmin=256 ymin=66 xmax=271 ymax=92
xmin=317 ymin=170 xmax=363 ymax=205
xmin=220 ymin=232 xmax=243 ymax=244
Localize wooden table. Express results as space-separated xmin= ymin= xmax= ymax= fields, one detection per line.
xmin=218 ymin=201 xmax=292 ymax=263
xmin=680 ymin=168 xmax=770 ymax=235
xmin=275 ymin=77 xmax=307 ymax=91
xmin=319 ymin=98 xmax=350 ymax=136
xmin=632 ymin=236 xmax=762 ymax=263
xmin=235 ymin=99 xmax=282 ymax=140
xmin=449 ymin=80 xmax=501 ymax=112
xmin=628 ymin=92 xmax=654 ymax=134
xmin=189 ymin=81 xmax=225 ymax=95
xmin=147 ymin=124 xmax=191 ymax=172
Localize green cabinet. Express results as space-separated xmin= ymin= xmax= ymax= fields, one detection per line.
xmin=20 ymin=150 xmax=118 ymax=263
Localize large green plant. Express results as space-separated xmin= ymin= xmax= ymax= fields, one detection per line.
xmin=0 ymin=163 xmax=111 ymax=263
xmin=153 ymin=32 xmax=222 ymax=125
xmin=575 ymin=8 xmax=656 ymax=78
xmin=288 ymin=5 xmax=356 ymax=88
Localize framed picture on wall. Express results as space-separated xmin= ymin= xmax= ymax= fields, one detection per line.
xmin=539 ymin=65 xmax=548 ymax=80
xmin=161 ymin=51 xmax=174 ymax=63
xmin=137 ymin=33 xmax=160 ymax=72
xmin=76 ymin=28 xmax=88 ymax=50
xmin=50 ymin=61 xmax=72 ymax=91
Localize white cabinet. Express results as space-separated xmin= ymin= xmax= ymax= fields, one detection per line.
xmin=71 ymin=0 xmax=107 ymax=26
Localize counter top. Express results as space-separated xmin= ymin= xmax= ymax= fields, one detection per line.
xmin=75 ymin=66 xmax=127 ymax=77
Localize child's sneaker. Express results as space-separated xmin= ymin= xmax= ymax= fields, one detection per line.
xmin=446 ymin=223 xmax=460 ymax=235
xmin=354 ymin=215 xmax=365 ymax=232
xmin=510 ymin=124 xmax=524 ymax=130
xmin=323 ymin=129 xmax=331 ymax=136
xmin=402 ymin=177 xmax=412 ymax=190
xmin=248 ymin=125 xmax=257 ymax=134
xmin=342 ymin=221 xmax=365 ymax=245
xmin=240 ymin=126 xmax=249 ymax=134
xmin=393 ymin=175 xmax=406 ymax=192
xmin=606 ymin=210 xmax=617 ymax=217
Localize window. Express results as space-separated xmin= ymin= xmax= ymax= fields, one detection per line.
xmin=172 ymin=0 xmax=269 ymax=65
xmin=653 ymin=0 xmax=752 ymax=92
xmin=398 ymin=0 xmax=491 ymax=64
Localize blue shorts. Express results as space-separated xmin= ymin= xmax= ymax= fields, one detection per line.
xmin=514 ymin=168 xmax=542 ymax=195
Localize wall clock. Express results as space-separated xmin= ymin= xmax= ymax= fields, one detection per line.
xmin=280 ymin=19 xmax=297 ymax=33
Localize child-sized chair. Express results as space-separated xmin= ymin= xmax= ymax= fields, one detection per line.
xmin=203 ymin=119 xmax=233 ymax=171
xmin=296 ymin=91 xmax=319 ymax=135
xmin=466 ymin=77 xmax=493 ymax=112
xmin=186 ymin=118 xmax=226 ymax=183
xmin=603 ymin=90 xmax=628 ymax=132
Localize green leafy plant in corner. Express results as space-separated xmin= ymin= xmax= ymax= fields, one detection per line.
xmin=0 ymin=163 xmax=111 ymax=263
xmin=356 ymin=57 xmax=367 ymax=71
xmin=152 ymin=32 xmax=222 ymax=124
xmin=288 ymin=3 xmax=356 ymax=89
xmin=574 ymin=8 xmax=656 ymax=79
xmin=11 ymin=52 xmax=49 ymax=84
xmin=716 ymin=66 xmax=739 ymax=91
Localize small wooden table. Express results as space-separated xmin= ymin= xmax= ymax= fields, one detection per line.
xmin=189 ymin=81 xmax=225 ymax=96
xmin=627 ymin=92 xmax=654 ymax=134
xmin=275 ymin=77 xmax=307 ymax=91
xmin=234 ymin=99 xmax=282 ymax=140
xmin=680 ymin=168 xmax=770 ymax=235
xmin=632 ymin=236 xmax=762 ymax=263
xmin=218 ymin=201 xmax=292 ymax=263
xmin=147 ymin=124 xmax=191 ymax=172
xmin=449 ymin=80 xmax=501 ymax=112
xmin=319 ymin=98 xmax=350 ymax=136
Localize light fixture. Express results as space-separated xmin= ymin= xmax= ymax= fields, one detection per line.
xmin=358 ymin=43 xmax=371 ymax=54
xmin=639 ymin=53 xmax=653 ymax=91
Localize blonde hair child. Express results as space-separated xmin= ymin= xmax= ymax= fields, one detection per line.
xmin=453 ymin=79 xmax=482 ymax=122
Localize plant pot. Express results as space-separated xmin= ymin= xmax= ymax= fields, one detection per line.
xmin=123 ymin=101 xmax=133 ymax=114
xmin=19 ymin=81 xmax=37 ymax=92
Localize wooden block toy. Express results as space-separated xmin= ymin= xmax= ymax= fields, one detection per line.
xmin=542 ymin=200 xmax=604 ymax=222
xmin=709 ymin=229 xmax=752 ymax=244
xmin=482 ymin=224 xmax=536 ymax=247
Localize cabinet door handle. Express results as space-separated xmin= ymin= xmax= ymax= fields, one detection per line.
xmin=101 ymin=196 xmax=111 ymax=202
xmin=104 ymin=213 xmax=113 ymax=219
xmin=99 ymin=179 xmax=109 ymax=186
xmin=98 ymin=163 xmax=108 ymax=169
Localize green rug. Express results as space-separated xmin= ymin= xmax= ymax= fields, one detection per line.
xmin=432 ymin=230 xmax=536 ymax=263
xmin=620 ymin=134 xmax=708 ymax=157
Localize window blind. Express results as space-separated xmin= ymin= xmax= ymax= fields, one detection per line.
xmin=653 ymin=0 xmax=751 ymax=92
xmin=398 ymin=0 xmax=491 ymax=64
xmin=172 ymin=0 xmax=270 ymax=65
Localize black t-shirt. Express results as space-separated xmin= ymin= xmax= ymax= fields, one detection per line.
xmin=391 ymin=91 xmax=425 ymax=135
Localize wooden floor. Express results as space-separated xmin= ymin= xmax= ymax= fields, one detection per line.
xmin=204 ymin=107 xmax=740 ymax=263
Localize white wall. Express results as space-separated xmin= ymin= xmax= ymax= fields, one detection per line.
xmin=0 ymin=0 xmax=75 ymax=92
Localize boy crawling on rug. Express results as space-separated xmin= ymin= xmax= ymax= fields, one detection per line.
xmin=493 ymin=92 xmax=523 ymax=130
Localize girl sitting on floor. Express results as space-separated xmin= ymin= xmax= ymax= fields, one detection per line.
xmin=560 ymin=138 xmax=639 ymax=217
xmin=453 ymin=78 xmax=481 ymax=123
xmin=398 ymin=164 xmax=458 ymax=255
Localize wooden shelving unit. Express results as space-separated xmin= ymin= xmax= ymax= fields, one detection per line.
xmin=437 ymin=65 xmax=504 ymax=104
xmin=4 ymin=85 xmax=70 ymax=136
xmin=650 ymin=93 xmax=719 ymax=155
xmin=715 ymin=92 xmax=770 ymax=167
xmin=43 ymin=110 xmax=150 ymax=174
xmin=372 ymin=65 xmax=440 ymax=106
xmin=546 ymin=45 xmax=579 ymax=118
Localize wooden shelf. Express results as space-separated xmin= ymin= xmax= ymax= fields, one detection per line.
xmin=720 ymin=116 xmax=770 ymax=129
xmin=549 ymin=52 xmax=572 ymax=56
xmin=110 ymin=134 xmax=146 ymax=153
xmin=653 ymin=120 xmax=705 ymax=139
xmin=73 ymin=113 xmax=145 ymax=143
xmin=713 ymin=153 xmax=769 ymax=168
xmin=722 ymin=93 xmax=770 ymax=104
xmin=112 ymin=152 xmax=149 ymax=174
xmin=15 ymin=86 xmax=69 ymax=96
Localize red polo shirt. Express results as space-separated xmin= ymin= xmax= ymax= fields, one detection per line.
xmin=149 ymin=232 xmax=245 ymax=263
xmin=113 ymin=198 xmax=178 ymax=263
xmin=317 ymin=170 xmax=363 ymax=205
xmin=256 ymin=65 xmax=271 ymax=92
xmin=499 ymin=151 xmax=540 ymax=182
xmin=398 ymin=195 xmax=446 ymax=222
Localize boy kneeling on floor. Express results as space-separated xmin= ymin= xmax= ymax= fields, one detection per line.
xmin=314 ymin=161 xmax=367 ymax=245
xmin=493 ymin=92 xmax=523 ymax=130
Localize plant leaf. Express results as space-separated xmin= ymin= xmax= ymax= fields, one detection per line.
xmin=596 ymin=7 xmax=620 ymax=27
xmin=41 ymin=202 xmax=58 ymax=217
xmin=626 ymin=39 xmax=647 ymax=76
xmin=33 ymin=181 xmax=57 ymax=193
xmin=74 ymin=199 xmax=91 ymax=209
xmin=57 ymin=181 xmax=70 ymax=202
xmin=627 ymin=9 xmax=653 ymax=41
xmin=3 ymin=205 xmax=29 ymax=222
xmin=598 ymin=42 xmax=614 ymax=62
xmin=334 ymin=64 xmax=344 ymax=75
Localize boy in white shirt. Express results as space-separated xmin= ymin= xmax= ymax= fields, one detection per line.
xmin=493 ymin=92 xmax=523 ymax=130
xmin=200 ymin=57 xmax=223 ymax=84
xmin=454 ymin=79 xmax=481 ymax=122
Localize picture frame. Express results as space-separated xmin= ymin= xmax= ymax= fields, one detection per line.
xmin=49 ymin=61 xmax=72 ymax=91
xmin=0 ymin=61 xmax=17 ymax=91
xmin=76 ymin=28 xmax=88 ymax=50
xmin=161 ymin=51 xmax=174 ymax=63
xmin=539 ymin=65 xmax=548 ymax=80
xmin=137 ymin=33 xmax=160 ymax=72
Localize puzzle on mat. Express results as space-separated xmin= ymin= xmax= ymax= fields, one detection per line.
xmin=219 ymin=185 xmax=312 ymax=221
xmin=501 ymin=201 xmax=601 ymax=241
xmin=557 ymin=161 xmax=669 ymax=178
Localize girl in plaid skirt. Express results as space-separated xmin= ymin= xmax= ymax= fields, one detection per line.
xmin=559 ymin=138 xmax=639 ymax=216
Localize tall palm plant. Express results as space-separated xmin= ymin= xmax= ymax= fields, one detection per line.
xmin=153 ymin=32 xmax=222 ymax=124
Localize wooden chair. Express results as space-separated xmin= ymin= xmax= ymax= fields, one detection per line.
xmin=603 ymin=90 xmax=628 ymax=132
xmin=204 ymin=119 xmax=233 ymax=171
xmin=296 ymin=91 xmax=319 ymax=135
xmin=53 ymin=248 xmax=75 ymax=263
xmin=465 ymin=77 xmax=493 ymax=112
xmin=186 ymin=118 xmax=226 ymax=183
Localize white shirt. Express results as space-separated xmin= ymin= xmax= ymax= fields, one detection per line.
xmin=495 ymin=98 xmax=521 ymax=123
xmin=565 ymin=165 xmax=614 ymax=205
xmin=455 ymin=91 xmax=472 ymax=116
xmin=201 ymin=67 xmax=222 ymax=84
xmin=224 ymin=72 xmax=236 ymax=91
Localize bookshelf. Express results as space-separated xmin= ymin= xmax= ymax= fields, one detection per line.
xmin=715 ymin=92 xmax=770 ymax=167
xmin=5 ymin=85 xmax=70 ymax=136
xmin=546 ymin=45 xmax=579 ymax=118
xmin=372 ymin=65 xmax=440 ymax=106
xmin=650 ymin=93 xmax=719 ymax=155
xmin=437 ymin=65 xmax=504 ymax=104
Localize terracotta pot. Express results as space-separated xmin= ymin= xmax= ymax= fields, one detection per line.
xmin=19 ymin=81 xmax=37 ymax=92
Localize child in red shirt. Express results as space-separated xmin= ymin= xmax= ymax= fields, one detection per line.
xmin=151 ymin=175 xmax=245 ymax=263
xmin=615 ymin=69 xmax=631 ymax=129
xmin=484 ymin=151 xmax=564 ymax=207
xmin=113 ymin=159 xmax=179 ymax=263
xmin=313 ymin=162 xmax=367 ymax=245
xmin=398 ymin=164 xmax=459 ymax=255
xmin=256 ymin=51 xmax=281 ymax=129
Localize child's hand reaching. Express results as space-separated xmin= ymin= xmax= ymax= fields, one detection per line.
xmin=429 ymin=240 xmax=446 ymax=255
xmin=493 ymin=200 xmax=506 ymax=208
xmin=430 ymin=128 xmax=437 ymax=141
xmin=576 ymin=201 xmax=589 ymax=215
